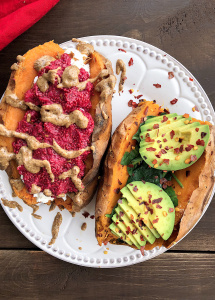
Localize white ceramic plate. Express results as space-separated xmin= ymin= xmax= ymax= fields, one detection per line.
xmin=0 ymin=36 xmax=214 ymax=268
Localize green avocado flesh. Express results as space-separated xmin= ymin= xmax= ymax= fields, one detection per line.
xmin=110 ymin=181 xmax=175 ymax=249
xmin=139 ymin=114 xmax=210 ymax=171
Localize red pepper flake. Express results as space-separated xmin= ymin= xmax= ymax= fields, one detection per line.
xmin=153 ymin=124 xmax=159 ymax=129
xmin=132 ymin=229 xmax=137 ymax=234
xmin=155 ymin=151 xmax=162 ymax=158
xmin=157 ymin=140 xmax=161 ymax=143
xmin=174 ymin=148 xmax=180 ymax=154
xmin=114 ymin=188 xmax=120 ymax=194
xmin=179 ymin=145 xmax=184 ymax=153
xmin=128 ymin=100 xmax=138 ymax=108
xmin=128 ymin=58 xmax=134 ymax=66
xmin=189 ymin=77 xmax=193 ymax=81
xmin=165 ymin=146 xmax=169 ymax=150
xmin=146 ymin=147 xmax=156 ymax=152
xmin=169 ymin=208 xmax=174 ymax=213
xmin=140 ymin=246 xmax=145 ymax=256
xmin=152 ymin=218 xmax=159 ymax=224
xmin=170 ymin=98 xmax=178 ymax=105
xmin=118 ymin=48 xmax=126 ymax=53
xmin=133 ymin=186 xmax=138 ymax=192
xmin=163 ymin=138 xmax=167 ymax=142
xmin=128 ymin=89 xmax=133 ymax=94
xmin=90 ymin=215 xmax=95 ymax=219
xmin=162 ymin=133 xmax=166 ymax=137
xmin=152 ymin=198 xmax=163 ymax=204
xmin=161 ymin=116 xmax=168 ymax=123
xmin=170 ymin=130 xmax=175 ymax=139
xmin=185 ymin=144 xmax=194 ymax=152
xmin=145 ymin=137 xmax=155 ymax=143
xmin=190 ymin=155 xmax=197 ymax=162
xmin=118 ymin=179 xmax=122 ymax=185
xmin=201 ymin=132 xmax=207 ymax=138
xmin=195 ymin=128 xmax=199 ymax=132
xmin=160 ymin=178 xmax=167 ymax=184
xmin=132 ymin=101 xmax=138 ymax=108
xmin=156 ymin=204 xmax=162 ymax=209
xmin=144 ymin=106 xmax=149 ymax=115
xmin=186 ymin=170 xmax=190 ymax=177
xmin=136 ymin=94 xmax=143 ymax=99
xmin=152 ymin=159 xmax=157 ymax=165
xmin=161 ymin=149 xmax=167 ymax=154
xmin=82 ymin=211 xmax=90 ymax=218
xmin=119 ymin=211 xmax=124 ymax=218
xmin=128 ymin=164 xmax=134 ymax=168
xmin=139 ymin=235 xmax=144 ymax=242
xmin=163 ymin=159 xmax=170 ymax=165
xmin=153 ymin=83 xmax=161 ymax=88
xmin=168 ymin=71 xmax=174 ymax=79
xmin=128 ymin=100 xmax=133 ymax=107
xmin=196 ymin=139 xmax=205 ymax=146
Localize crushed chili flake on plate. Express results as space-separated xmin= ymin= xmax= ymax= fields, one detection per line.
xmin=153 ymin=83 xmax=161 ymax=88
xmin=118 ymin=48 xmax=126 ymax=53
xmin=128 ymin=58 xmax=134 ymax=66
xmin=168 ymin=72 xmax=174 ymax=79
xmin=170 ymin=98 xmax=178 ymax=105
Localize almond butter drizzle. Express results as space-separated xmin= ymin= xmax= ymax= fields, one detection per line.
xmin=37 ymin=68 xmax=61 ymax=92
xmin=1 ymin=198 xmax=23 ymax=212
xmin=49 ymin=212 xmax=62 ymax=245
xmin=59 ymin=166 xmax=84 ymax=192
xmin=116 ymin=59 xmax=126 ymax=92
xmin=40 ymin=104 xmax=89 ymax=128
xmin=34 ymin=55 xmax=55 ymax=72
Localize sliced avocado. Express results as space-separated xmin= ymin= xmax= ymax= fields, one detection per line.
xmin=140 ymin=115 xmax=183 ymax=134
xmin=140 ymin=117 xmax=192 ymax=147
xmin=112 ymin=214 xmax=140 ymax=248
xmin=115 ymin=207 xmax=146 ymax=246
xmin=139 ymin=114 xmax=210 ymax=171
xmin=109 ymin=223 xmax=133 ymax=245
xmin=121 ymin=186 xmax=160 ymax=238
xmin=118 ymin=198 xmax=156 ymax=244
xmin=127 ymin=181 xmax=175 ymax=240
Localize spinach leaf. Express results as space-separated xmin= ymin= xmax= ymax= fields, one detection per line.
xmin=164 ymin=186 xmax=178 ymax=207
xmin=132 ymin=122 xmax=144 ymax=143
xmin=121 ymin=145 xmax=140 ymax=165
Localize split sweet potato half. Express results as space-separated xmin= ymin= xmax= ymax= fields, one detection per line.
xmin=0 ymin=41 xmax=114 ymax=211
xmin=95 ymin=101 xmax=215 ymax=249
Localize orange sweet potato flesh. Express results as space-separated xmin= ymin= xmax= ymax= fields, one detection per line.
xmin=0 ymin=42 xmax=64 ymax=205
xmin=96 ymin=106 xmax=215 ymax=250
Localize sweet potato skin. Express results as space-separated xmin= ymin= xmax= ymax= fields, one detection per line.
xmin=96 ymin=104 xmax=215 ymax=250
xmin=95 ymin=101 xmax=163 ymax=245
xmin=0 ymin=43 xmax=113 ymax=210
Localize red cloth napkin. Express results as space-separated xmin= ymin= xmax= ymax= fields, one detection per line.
xmin=0 ymin=0 xmax=60 ymax=51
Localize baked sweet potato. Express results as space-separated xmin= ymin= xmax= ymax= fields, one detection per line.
xmin=0 ymin=40 xmax=115 ymax=211
xmin=95 ymin=101 xmax=215 ymax=249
